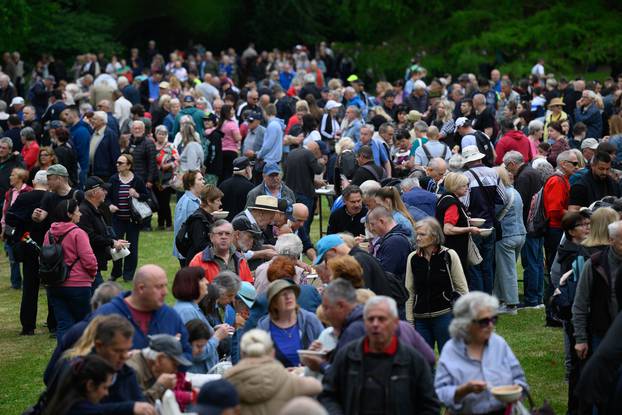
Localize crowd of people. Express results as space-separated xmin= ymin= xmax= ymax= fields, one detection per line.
xmin=2 ymin=41 xmax=622 ymax=414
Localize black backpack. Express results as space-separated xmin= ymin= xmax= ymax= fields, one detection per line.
xmin=39 ymin=227 xmax=80 ymax=287
xmin=473 ymin=130 xmax=495 ymax=167
xmin=175 ymin=213 xmax=210 ymax=258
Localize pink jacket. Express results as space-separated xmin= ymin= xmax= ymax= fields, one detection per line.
xmin=44 ymin=222 xmax=98 ymax=287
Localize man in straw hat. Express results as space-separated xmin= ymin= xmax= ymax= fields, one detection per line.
xmin=232 ymin=195 xmax=280 ymax=270
xmin=461 ymin=145 xmax=507 ymax=295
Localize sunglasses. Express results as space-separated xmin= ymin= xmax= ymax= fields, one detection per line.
xmin=473 ymin=315 xmax=498 ymax=328
xmin=564 ymin=160 xmax=579 ymax=167
xmin=116 ymin=161 xmax=127 ymax=165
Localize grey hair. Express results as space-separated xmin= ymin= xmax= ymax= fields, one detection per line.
xmin=449 ymin=292 xmax=499 ymax=340
xmin=584 ymin=90 xmax=597 ymax=101
xmin=347 ymin=105 xmax=360 ymax=116
xmin=502 ymin=150 xmax=524 ymax=166
xmin=0 ymin=100 xmax=6 ymax=112
xmin=557 ymin=150 xmax=574 ymax=166
xmin=130 ymin=119 xmax=145 ymax=128
xmin=212 ymin=271 xmax=241 ymax=296
xmin=90 ymin=281 xmax=122 ymax=311
xmin=335 ymin=136 xmax=355 ymax=155
xmin=400 ymin=177 xmax=420 ymax=192
xmin=275 ymin=233 xmax=303 ymax=258
xmin=533 ymin=158 xmax=555 ymax=182
xmin=344 ymin=86 xmax=356 ymax=95
xmin=528 ymin=120 xmax=544 ymax=134
xmin=0 ymin=137 xmax=13 ymax=150
xmin=414 ymin=120 xmax=429 ymax=132
xmin=93 ymin=110 xmax=108 ymax=124
xmin=448 ymin=154 xmax=465 ymax=172
xmin=415 ymin=217 xmax=445 ymax=246
xmin=361 ymin=124 xmax=375 ymax=134
xmin=359 ymin=180 xmax=381 ymax=197
xmin=607 ymin=221 xmax=622 ymax=239
xmin=240 ymin=328 xmax=273 ymax=358
xmin=20 ymin=127 xmax=36 ymax=140
xmin=154 ymin=124 xmax=168 ymax=135
xmin=323 ymin=278 xmax=357 ymax=305
xmin=364 ymin=295 xmax=398 ymax=318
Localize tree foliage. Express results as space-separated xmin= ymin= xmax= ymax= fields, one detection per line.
xmin=2 ymin=0 xmax=621 ymax=80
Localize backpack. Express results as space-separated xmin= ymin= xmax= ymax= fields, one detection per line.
xmin=39 ymin=227 xmax=80 ymax=287
xmin=384 ymin=271 xmax=409 ymax=306
xmin=175 ymin=213 xmax=210 ymax=258
xmin=473 ymin=130 xmax=495 ymax=167
xmin=526 ymin=173 xmax=563 ymax=237
xmin=551 ymin=255 xmax=585 ymax=321
xmin=421 ymin=142 xmax=448 ymax=165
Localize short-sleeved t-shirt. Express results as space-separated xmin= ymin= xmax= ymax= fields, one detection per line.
xmin=444 ymin=204 xmax=459 ymax=225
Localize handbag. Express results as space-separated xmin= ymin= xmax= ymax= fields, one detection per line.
xmin=467 ymin=234 xmax=483 ymax=267
xmin=130 ymin=197 xmax=153 ymax=222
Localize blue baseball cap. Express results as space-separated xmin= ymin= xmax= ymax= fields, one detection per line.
xmin=313 ymin=234 xmax=344 ymax=265
xmin=237 ymin=281 xmax=257 ymax=308
xmin=263 ymin=163 xmax=281 ymax=175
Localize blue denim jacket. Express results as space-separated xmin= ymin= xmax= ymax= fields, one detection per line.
xmin=496 ymin=187 xmax=526 ymax=238
xmin=435 ymin=333 xmax=528 ymax=414
xmin=173 ymin=301 xmax=220 ymax=372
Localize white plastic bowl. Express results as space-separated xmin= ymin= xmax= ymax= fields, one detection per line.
xmin=469 ymin=218 xmax=486 ymax=227
xmin=491 ymin=385 xmax=523 ymax=403
xmin=479 ymin=227 xmax=493 ymax=237
xmin=212 ymin=211 xmax=229 ymax=219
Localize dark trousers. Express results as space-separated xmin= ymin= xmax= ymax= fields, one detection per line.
xmin=47 ymin=286 xmax=91 ymax=342
xmin=467 ymin=231 xmax=496 ymax=293
xmin=153 ymin=186 xmax=173 ymax=227
xmin=220 ymin=151 xmax=237 ymax=183
xmin=111 ymin=217 xmax=140 ymax=281
xmin=544 ymin=227 xmax=564 ymax=323
xmin=20 ymin=252 xmax=55 ymax=332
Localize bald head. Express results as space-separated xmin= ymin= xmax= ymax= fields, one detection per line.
xmin=291 ymin=203 xmax=309 ymax=230
xmin=304 ymin=140 xmax=322 ymax=158
xmin=132 ymin=265 xmax=168 ymax=311
xmin=427 ymin=157 xmax=447 ymax=182
xmin=472 ymin=93 xmax=486 ymax=108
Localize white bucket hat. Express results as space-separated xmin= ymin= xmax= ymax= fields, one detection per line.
xmin=461 ymin=145 xmax=485 ymax=163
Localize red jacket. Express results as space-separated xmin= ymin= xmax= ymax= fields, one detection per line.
xmin=21 ymin=141 xmax=40 ymax=170
xmin=495 ymin=130 xmax=533 ymax=165
xmin=188 ymin=246 xmax=253 ymax=283
xmin=543 ymin=173 xmax=570 ymax=228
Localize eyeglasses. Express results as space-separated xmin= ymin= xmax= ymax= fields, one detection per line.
xmin=574 ymin=222 xmax=590 ymax=228
xmin=473 ymin=315 xmax=498 ymax=328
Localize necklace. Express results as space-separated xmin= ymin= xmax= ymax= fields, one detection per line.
xmin=274 ymin=322 xmax=297 ymax=339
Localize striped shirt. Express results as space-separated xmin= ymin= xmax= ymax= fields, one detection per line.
xmin=117 ymin=182 xmax=131 ymax=219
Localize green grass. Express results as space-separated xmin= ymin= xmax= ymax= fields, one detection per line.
xmin=0 ymin=201 xmax=567 ymax=414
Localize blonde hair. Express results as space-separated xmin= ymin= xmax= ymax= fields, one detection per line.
xmin=374 ymin=186 xmax=416 ymax=229
xmin=240 ymin=329 xmax=274 ymax=358
xmin=583 ymin=207 xmax=619 ymax=247
xmin=62 ymin=316 xmax=108 ymax=359
xmin=335 ymin=137 xmax=355 ymax=155
xmin=494 ymin=165 xmax=512 ymax=187
xmin=295 ymin=100 xmax=309 ymax=113
xmin=444 ymin=172 xmax=469 ymax=193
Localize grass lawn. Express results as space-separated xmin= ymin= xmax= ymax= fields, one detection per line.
xmin=0 ymin=203 xmax=567 ymax=414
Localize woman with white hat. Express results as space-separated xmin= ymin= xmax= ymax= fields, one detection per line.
xmin=320 ymin=100 xmax=342 ymax=142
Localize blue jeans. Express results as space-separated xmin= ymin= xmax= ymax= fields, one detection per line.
xmin=91 ymin=271 xmax=104 ymax=294
xmin=295 ymin=193 xmax=315 ymax=234
xmin=5 ymin=241 xmax=22 ymax=288
xmin=520 ymin=235 xmax=544 ymax=305
xmin=494 ymin=234 xmax=525 ymax=305
xmin=47 ymin=286 xmax=91 ymax=341
xmin=415 ymin=313 xmax=453 ymax=353
xmin=468 ymin=231 xmax=496 ymax=293
xmin=111 ymin=217 xmax=140 ymax=281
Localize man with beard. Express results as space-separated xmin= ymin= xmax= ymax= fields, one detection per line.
xmin=569 ymin=151 xmax=621 ymax=210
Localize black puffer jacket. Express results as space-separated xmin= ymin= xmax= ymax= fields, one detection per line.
xmin=125 ymin=135 xmax=157 ymax=185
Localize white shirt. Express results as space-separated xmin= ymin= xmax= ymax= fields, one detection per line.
xmin=531 ymin=63 xmax=545 ymax=77
xmin=114 ymin=96 xmax=132 ymax=125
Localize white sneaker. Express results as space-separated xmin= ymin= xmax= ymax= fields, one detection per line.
xmin=498 ymin=304 xmax=518 ymax=315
